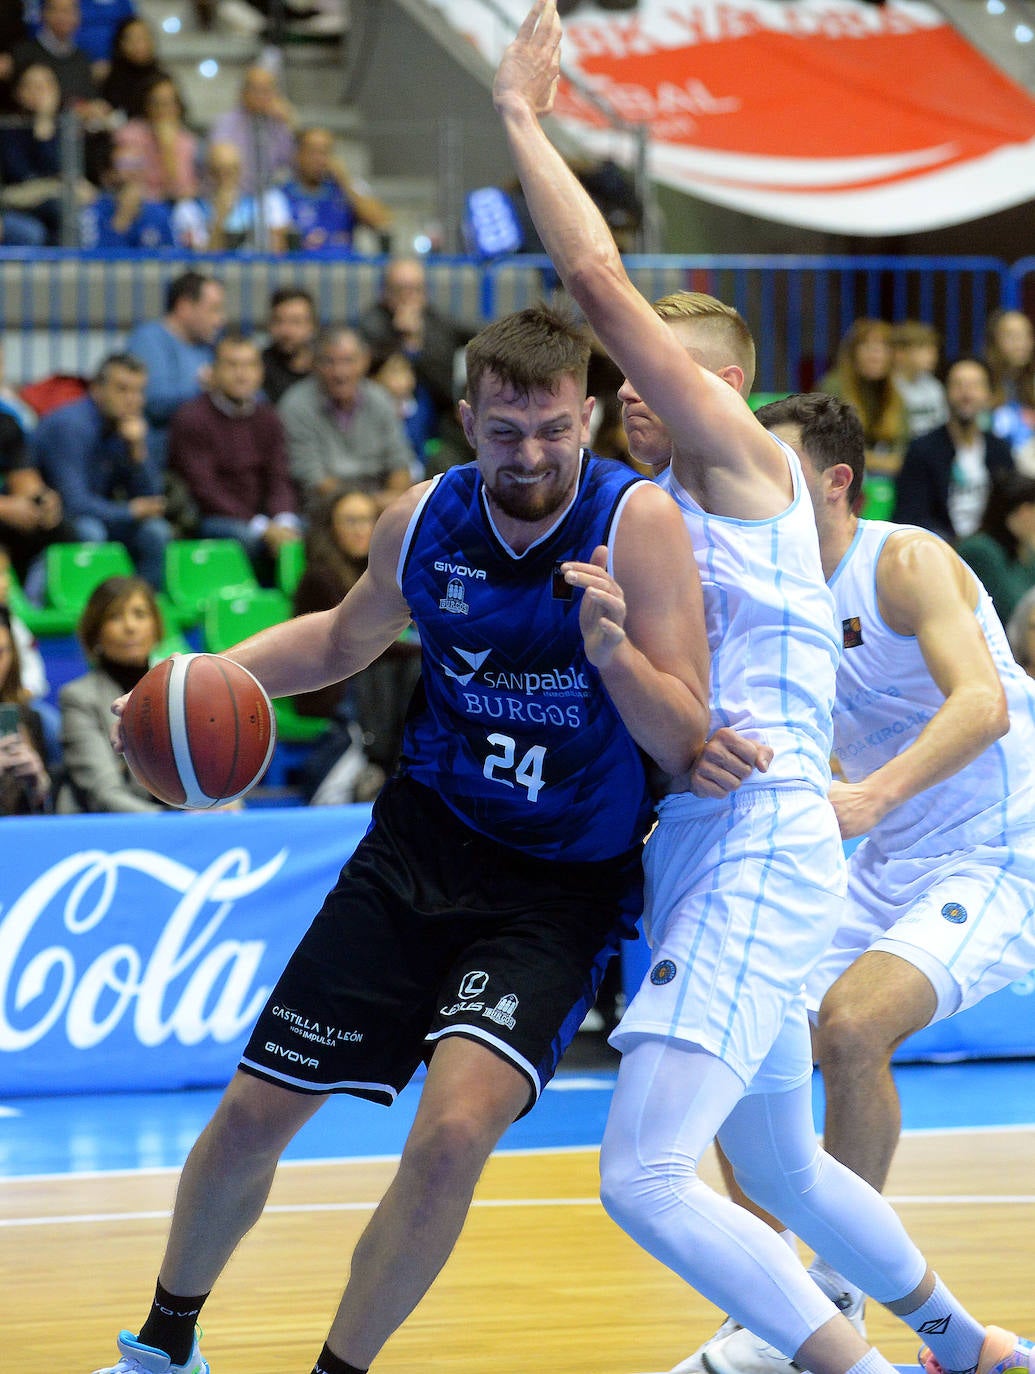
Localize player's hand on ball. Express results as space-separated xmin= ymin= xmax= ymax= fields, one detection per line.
xmin=562 ymin=545 xmax=627 ymax=669
xmin=690 ymin=727 xmax=773 ymax=798
xmin=109 ymin=691 xmax=131 ymax=755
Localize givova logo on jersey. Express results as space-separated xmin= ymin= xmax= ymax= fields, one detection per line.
xmin=435 ymin=560 xmax=487 ymax=616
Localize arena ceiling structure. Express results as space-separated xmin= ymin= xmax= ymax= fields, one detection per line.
xmin=429 ymin=0 xmax=1035 ymax=234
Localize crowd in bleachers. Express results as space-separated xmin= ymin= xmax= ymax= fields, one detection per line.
xmin=3 ymin=285 xmax=1035 ymax=817
xmin=0 ymin=249 xmax=482 ymax=814
xmin=0 ymin=0 xmax=389 ymax=252
xmin=1 ymin=1 xmax=1033 ymax=815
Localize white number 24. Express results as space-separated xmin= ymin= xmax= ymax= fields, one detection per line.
xmin=483 ymin=733 xmax=546 ymax=802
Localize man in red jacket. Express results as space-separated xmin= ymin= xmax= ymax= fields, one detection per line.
xmin=168 ymin=330 xmax=301 ymax=582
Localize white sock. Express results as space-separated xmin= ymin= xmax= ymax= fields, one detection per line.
xmin=846 ymin=1350 xmax=897 ymax=1374
xmin=900 ymin=1276 xmax=986 ymax=1374
xmin=778 ymin=1228 xmax=799 ymax=1254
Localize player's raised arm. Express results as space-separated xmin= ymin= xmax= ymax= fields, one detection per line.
xmin=493 ymin=0 xmax=781 ymax=500
xmin=223 ymin=486 xmax=421 ymax=699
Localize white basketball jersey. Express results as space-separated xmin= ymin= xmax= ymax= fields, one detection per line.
xmin=830 ymin=519 xmax=1035 ymax=855
xmin=660 ymin=436 xmax=839 ymax=795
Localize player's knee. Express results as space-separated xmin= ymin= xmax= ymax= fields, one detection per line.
xmin=815 ymin=995 xmax=890 ymax=1071
xmin=599 ymin=1132 xmax=701 ymax=1232
xmin=402 ymin=1108 xmax=500 ymax=1193
xmin=209 ymin=1074 xmax=313 ymax=1158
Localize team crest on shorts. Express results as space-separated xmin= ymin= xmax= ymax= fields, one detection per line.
xmin=650 ymin=959 xmax=677 ymax=985
xmin=941 ymin=901 xmax=968 ymax=924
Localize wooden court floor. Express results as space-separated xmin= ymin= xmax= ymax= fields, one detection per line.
xmin=4 ymin=1124 xmax=1033 ymax=1373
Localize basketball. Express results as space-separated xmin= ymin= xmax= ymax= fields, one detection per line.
xmin=121 ymin=653 xmax=277 ymax=809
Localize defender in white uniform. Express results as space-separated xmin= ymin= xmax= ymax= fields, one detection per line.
xmin=692 ymin=392 xmax=1035 ymax=1374
xmin=495 ymin=11 xmax=1033 ymax=1374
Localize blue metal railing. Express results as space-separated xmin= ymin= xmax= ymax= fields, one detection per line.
xmin=0 ymin=248 xmax=1022 ymax=394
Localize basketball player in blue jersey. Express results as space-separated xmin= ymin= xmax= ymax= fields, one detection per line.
xmin=678 ymin=392 xmax=1035 ymax=1374
xmin=495 ymin=9 xmax=1035 ymax=1374
xmin=90 ymin=303 xmax=711 ymax=1374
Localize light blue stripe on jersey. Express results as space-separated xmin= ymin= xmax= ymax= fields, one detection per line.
xmin=660 ymin=441 xmax=838 ymax=797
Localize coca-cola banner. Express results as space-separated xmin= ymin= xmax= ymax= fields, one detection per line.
xmin=433 ymin=0 xmax=1035 ymax=233
xmin=0 ymin=809 xmax=371 ymax=1097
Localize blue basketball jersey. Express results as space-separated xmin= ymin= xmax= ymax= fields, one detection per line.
xmin=398 ymin=455 xmax=653 ymax=862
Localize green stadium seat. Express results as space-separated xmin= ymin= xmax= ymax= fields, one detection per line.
xmin=44 ymin=541 xmax=136 ymax=616
xmin=165 ymin=539 xmax=259 ymax=627
xmin=275 ymin=540 xmax=307 ymax=600
xmin=273 ymin=697 xmax=331 ymax=745
xmin=201 ymin=586 xmax=292 ymax=654
xmin=4 ymin=563 xmax=78 ymax=636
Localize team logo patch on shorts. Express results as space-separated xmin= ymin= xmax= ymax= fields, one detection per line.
xmin=650 ymin=959 xmax=677 ymax=985
xmin=941 ymin=902 xmax=968 ymax=924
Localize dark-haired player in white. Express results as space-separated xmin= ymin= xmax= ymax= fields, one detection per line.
xmin=681 ymin=391 xmax=1035 ymax=1374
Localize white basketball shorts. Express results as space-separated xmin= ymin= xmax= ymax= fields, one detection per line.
xmin=611 ymin=785 xmax=847 ymax=1092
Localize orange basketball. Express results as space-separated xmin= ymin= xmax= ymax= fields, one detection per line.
xmin=121 ymin=654 xmax=276 ymax=809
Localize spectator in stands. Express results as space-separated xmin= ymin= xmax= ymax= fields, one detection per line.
xmin=1007 ymin=585 xmax=1035 ymax=678
xmin=0 ymin=207 xmax=50 ymax=246
xmin=818 ymin=317 xmax=909 ymax=513
xmin=56 ymin=573 xmax=172 ymax=813
xmin=33 ymin=351 xmax=172 ymax=588
xmin=261 ymin=285 xmax=317 ymax=403
xmin=208 ymin=63 xmax=297 ymax=196
xmin=78 ymin=150 xmax=176 ymax=248
xmin=0 ymin=61 xmax=97 ymax=245
xmin=168 ymin=330 xmax=301 ymax=582
xmin=0 ymin=384 xmax=64 ymax=594
xmin=292 ymin=483 xmax=420 ymax=799
xmin=281 ymin=125 xmax=392 ymax=254
xmin=357 ymin=255 xmax=475 ymax=473
xmin=61 ymin=0 xmax=138 ymax=75
xmin=12 ymin=0 xmax=109 ymax=115
xmin=278 ymin=325 xmax=415 ymax=506
xmin=99 ymin=15 xmax=167 ymax=120
xmin=0 ymin=340 xmax=37 ymax=435
xmin=984 ymin=307 xmax=1035 ymax=465
xmin=172 ymin=139 xmax=290 ymax=252
xmin=0 ymin=605 xmax=51 ymax=816
xmin=0 ymin=540 xmax=49 ymax=693
xmin=125 ymin=269 xmax=226 ymax=468
xmin=894 ymin=356 xmax=1015 ymax=544
xmin=112 ymin=72 xmax=198 ymax=202
xmin=891 ymin=319 xmax=947 ymax=440
xmin=370 ymin=350 xmax=436 ymax=469
xmin=956 ymin=469 xmax=1035 ymax=627
xmin=0 ymin=7 xmax=30 ymax=114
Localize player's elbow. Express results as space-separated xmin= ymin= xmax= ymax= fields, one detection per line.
xmin=988 ymin=686 xmax=1010 ymax=744
xmin=566 ymin=254 xmax=627 ymax=319
xmin=654 ymin=703 xmax=710 ymax=777
xmin=973 ymin=682 xmax=1010 ymax=748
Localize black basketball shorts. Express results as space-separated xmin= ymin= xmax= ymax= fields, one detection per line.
xmin=240 ymin=774 xmax=643 ymax=1112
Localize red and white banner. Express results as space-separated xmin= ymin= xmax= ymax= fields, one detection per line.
xmin=430 ymin=0 xmax=1035 ymax=234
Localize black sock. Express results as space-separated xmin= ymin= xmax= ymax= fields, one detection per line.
xmin=311 ymin=1344 xmax=367 ymax=1374
xmin=136 ymin=1280 xmax=210 ymax=1367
